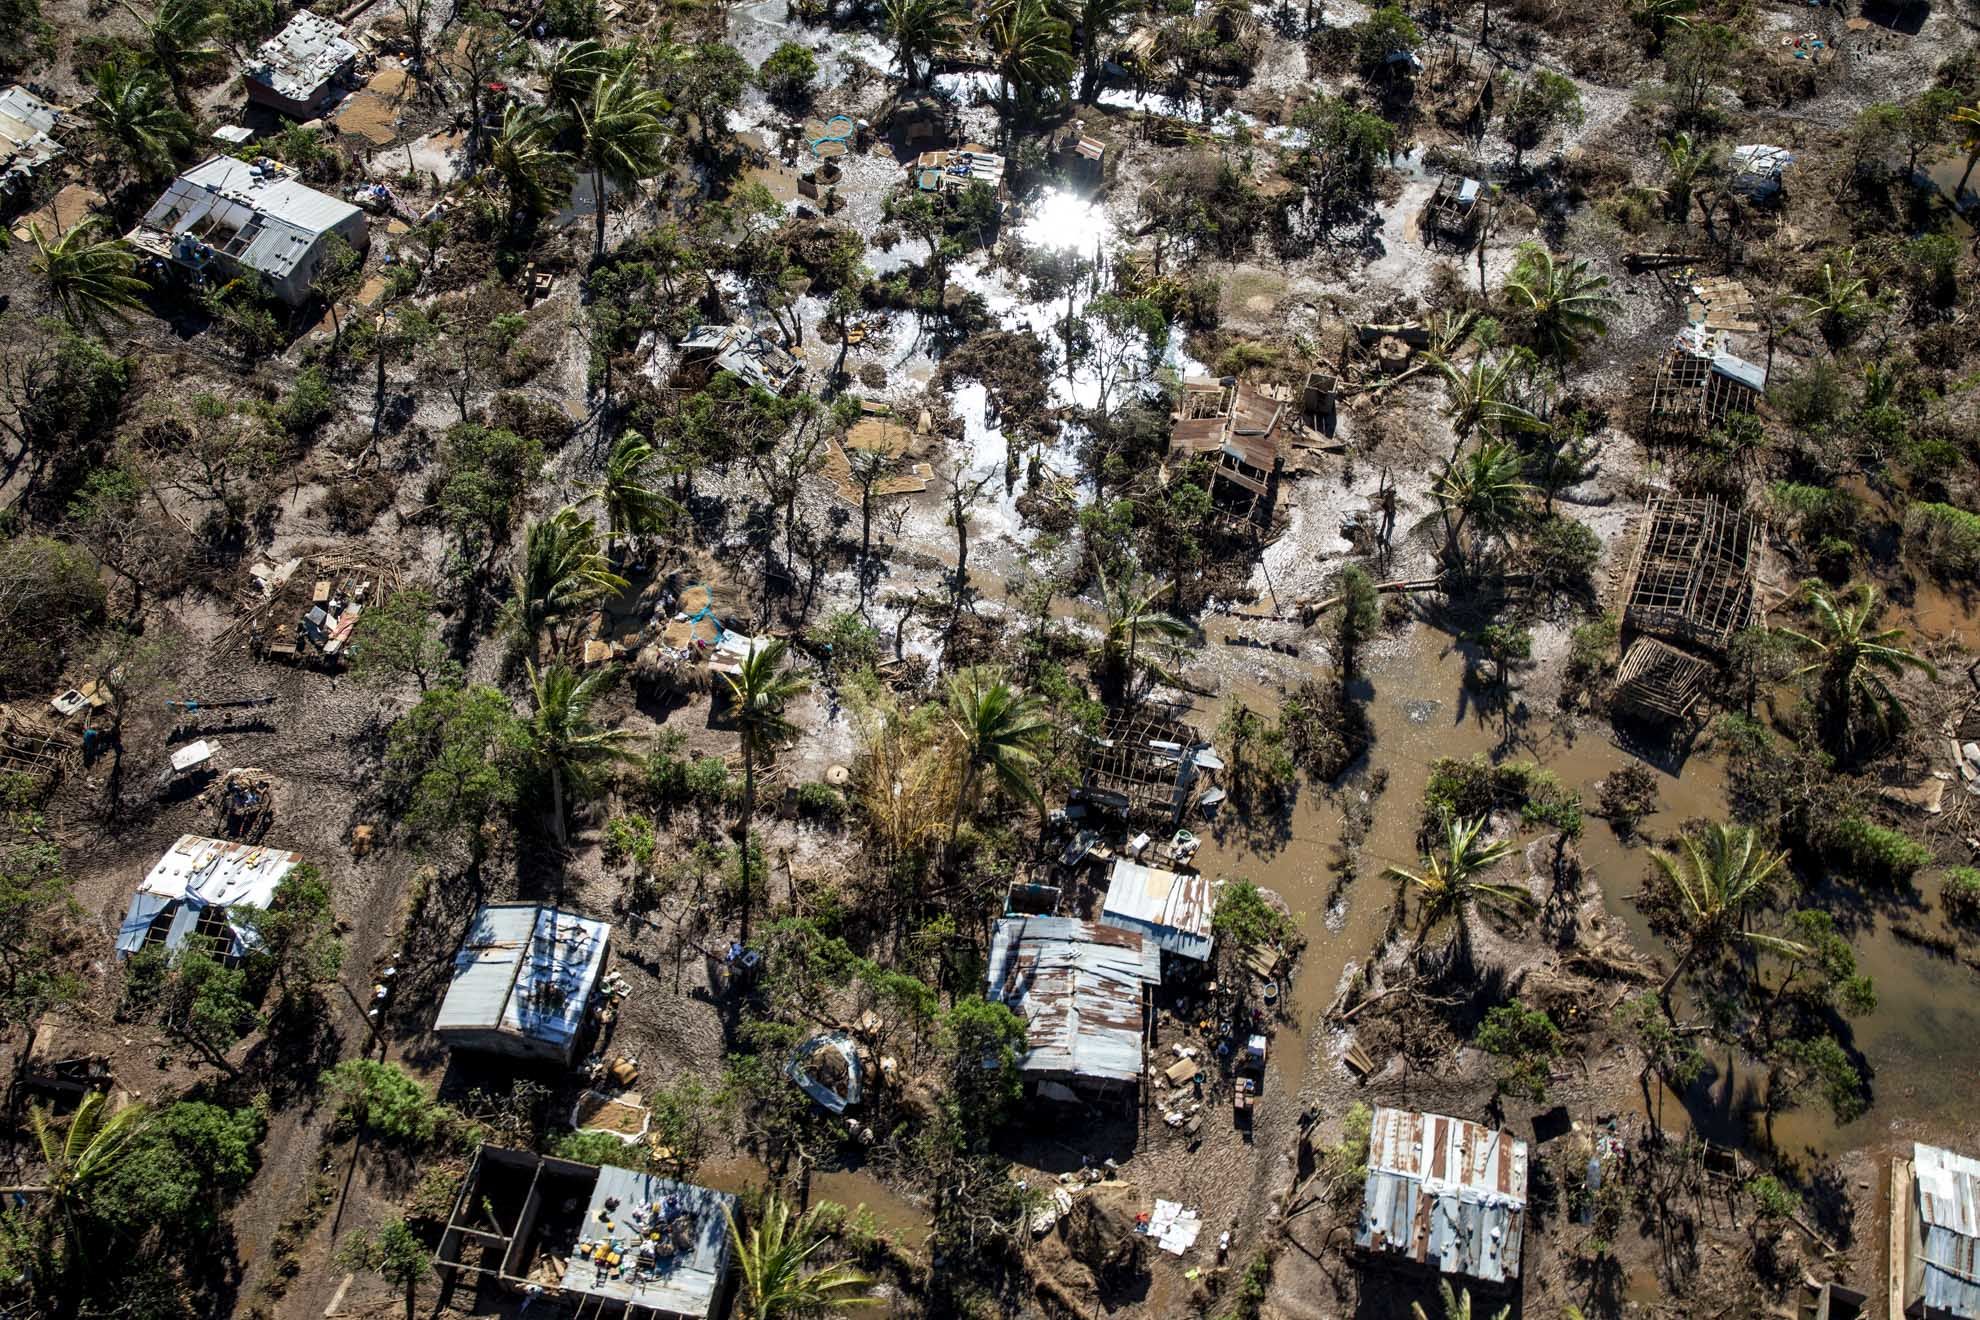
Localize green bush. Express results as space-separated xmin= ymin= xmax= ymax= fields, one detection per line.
xmin=795 ymin=782 xmax=844 ymax=821
xmin=1905 ymin=501 xmax=1980 ymax=578
xmin=553 ymin=1128 xmax=645 ymax=1168
xmin=1211 ymin=880 xmax=1297 ymax=950
xmin=1423 ymin=755 xmax=1581 ymax=836
xmin=323 ymin=1060 xmax=445 ymax=1147
xmin=1942 ymin=868 xmax=1980 ymax=925
xmin=1476 ymin=1001 xmax=1563 ymax=1101
xmin=277 ymin=365 xmax=335 ymax=436
xmin=1823 ymin=814 xmax=1930 ymax=884
xmin=685 ymin=756 xmax=733 ymax=804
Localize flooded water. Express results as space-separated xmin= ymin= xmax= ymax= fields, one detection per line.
xmin=695 ymin=1156 xmax=932 ymax=1247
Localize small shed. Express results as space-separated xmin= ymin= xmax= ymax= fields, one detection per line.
xmin=434 ymin=1146 xmax=738 ymax=1319
xmin=677 ymin=324 xmax=802 ymax=395
xmin=986 ymin=916 xmax=1161 ymax=1096
xmin=1729 ymin=143 xmax=1794 ymax=201
xmin=1355 ymin=1105 xmax=1529 ymax=1287
xmin=0 ymin=85 xmax=62 ymax=198
xmin=115 ymin=834 xmax=301 ymax=961
xmin=435 ymin=905 xmax=612 ymax=1066
xmin=1425 ymin=175 xmax=1485 ymax=246
xmin=1100 ymin=860 xmax=1216 ymax=960
xmin=1900 ymin=1142 xmax=1980 ymax=1320
xmin=242 ymin=12 xmax=357 ymax=118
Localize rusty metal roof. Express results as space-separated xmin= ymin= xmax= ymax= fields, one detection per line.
xmin=1916 ymin=1143 xmax=1980 ymax=1318
xmin=1101 ymin=861 xmax=1215 ymax=960
xmin=1169 ymin=379 xmax=1284 ymax=474
xmin=1356 ymin=1106 xmax=1528 ymax=1284
xmin=986 ymin=917 xmax=1160 ymax=1086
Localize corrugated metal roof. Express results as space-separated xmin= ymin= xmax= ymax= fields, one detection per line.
xmin=1170 ymin=380 xmax=1285 ymax=474
xmin=572 ymin=1165 xmax=737 ymax=1317
xmin=435 ymin=905 xmax=610 ymax=1052
xmin=134 ymin=155 xmax=358 ymax=282
xmin=1916 ymin=1143 xmax=1980 ymax=1318
xmin=115 ymin=834 xmax=300 ymax=959
xmin=678 ymin=323 xmax=800 ymax=392
xmin=0 ymin=85 xmax=61 ymax=188
xmin=244 ymin=12 xmax=356 ymax=103
xmin=986 ymin=917 xmax=1160 ymax=1086
xmin=1710 ymin=351 xmax=1767 ymax=393
xmin=1356 ymin=1106 xmax=1528 ymax=1284
xmin=1101 ymin=861 xmax=1215 ymax=960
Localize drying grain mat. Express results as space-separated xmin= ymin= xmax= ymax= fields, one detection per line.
xmin=822 ymin=414 xmax=933 ymax=502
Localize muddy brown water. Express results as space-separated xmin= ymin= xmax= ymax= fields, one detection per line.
xmin=695 ymin=1155 xmax=932 ymax=1248
xmin=1192 ymin=619 xmax=1980 ymax=1161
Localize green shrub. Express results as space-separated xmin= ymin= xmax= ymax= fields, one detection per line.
xmin=1823 ymin=814 xmax=1930 ymax=884
xmin=323 ymin=1060 xmax=445 ymax=1147
xmin=685 ymin=756 xmax=733 ymax=804
xmin=277 ymin=365 xmax=334 ymax=436
xmin=1905 ymin=501 xmax=1980 ymax=578
xmin=795 ymin=782 xmax=844 ymax=821
xmin=1476 ymin=1001 xmax=1564 ymax=1101
xmin=603 ymin=813 xmax=657 ymax=870
xmin=1942 ymin=868 xmax=1980 ymax=925
xmin=1423 ymin=755 xmax=1581 ymax=836
xmin=553 ymin=1128 xmax=646 ymax=1168
xmin=1211 ymin=880 xmax=1297 ymax=950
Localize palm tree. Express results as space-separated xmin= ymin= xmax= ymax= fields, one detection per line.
xmin=1412 ymin=1281 xmax=1510 ymax=1320
xmin=983 ymin=0 xmax=1075 ymax=145
xmin=1432 ymin=439 xmax=1530 ymax=571
xmin=1952 ymin=102 xmax=1980 ymax=196
xmin=511 ymin=506 xmax=629 ymax=657
xmin=1773 ymin=582 xmax=1936 ymax=760
xmin=882 ymin=0 xmax=966 ymax=88
xmin=489 ymin=101 xmax=575 ymax=221
xmin=30 ymin=218 xmax=150 ymax=330
xmin=543 ymin=37 xmax=615 ymax=114
xmin=725 ymin=639 xmax=809 ymax=946
xmin=85 ymin=62 xmax=194 ymax=183
xmin=15 ymin=1093 xmax=151 ymax=1270
xmin=122 ymin=0 xmax=222 ymax=112
xmin=723 ymin=1195 xmax=876 ymax=1319
xmin=1095 ymin=561 xmax=1193 ymax=697
xmin=572 ymin=64 xmax=670 ymax=256
xmin=1435 ymin=350 xmax=1542 ymax=443
xmin=1062 ymin=0 xmax=1134 ymax=101
xmin=1384 ymin=815 xmax=1530 ymax=963
xmin=1502 ymin=246 xmax=1617 ymax=370
xmin=591 ymin=430 xmax=681 ymax=558
xmin=1788 ymin=249 xmax=1878 ymax=350
xmin=944 ymin=666 xmax=1049 ymax=861
xmin=525 ymin=662 xmax=633 ymax=846
xmin=1649 ymin=821 xmax=1802 ymax=1008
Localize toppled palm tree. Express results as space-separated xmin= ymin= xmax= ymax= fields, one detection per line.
xmin=30 ymin=217 xmax=150 ymax=331
xmin=723 ymin=1194 xmax=876 ymax=1318
xmin=725 ymin=639 xmax=808 ymax=945
xmin=944 ymin=665 xmax=1049 ymax=861
xmin=1384 ymin=815 xmax=1530 ymax=965
xmin=1773 ymin=581 xmax=1935 ymax=761
xmin=1502 ymin=245 xmax=1617 ymax=369
xmin=525 ymin=662 xmax=633 ymax=846
xmin=489 ymin=102 xmax=575 ymax=221
xmin=1649 ymin=820 xmax=1801 ymax=1010
xmin=511 ymin=506 xmax=628 ymax=657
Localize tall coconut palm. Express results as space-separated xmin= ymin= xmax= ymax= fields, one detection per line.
xmin=543 ymin=37 xmax=615 ymax=114
xmin=1412 ymin=1281 xmax=1510 ymax=1320
xmin=1649 ymin=821 xmax=1802 ymax=1009
xmin=1435 ymin=349 xmax=1542 ymax=443
xmin=1432 ymin=439 xmax=1530 ymax=571
xmin=723 ymin=1195 xmax=876 ymax=1319
xmin=944 ymin=665 xmax=1049 ymax=861
xmin=983 ymin=0 xmax=1075 ymax=144
xmin=573 ymin=64 xmax=670 ymax=256
xmin=1773 ymin=582 xmax=1936 ymax=760
xmin=1502 ymin=246 xmax=1617 ymax=370
xmin=725 ymin=639 xmax=808 ymax=946
xmin=591 ymin=430 xmax=681 ymax=557
xmin=489 ymin=101 xmax=575 ymax=221
xmin=122 ymin=0 xmax=222 ymax=112
xmin=525 ymin=662 xmax=633 ymax=846
xmin=1384 ymin=815 xmax=1529 ymax=963
xmin=883 ymin=0 xmax=967 ymax=88
xmin=511 ymin=506 xmax=629 ymax=657
xmin=1095 ymin=561 xmax=1193 ymax=697
xmin=17 ymin=1093 xmax=151 ymax=1269
xmin=1061 ymin=0 xmax=1134 ymax=101
xmin=85 ymin=61 xmax=194 ymax=183
xmin=30 ymin=218 xmax=150 ymax=331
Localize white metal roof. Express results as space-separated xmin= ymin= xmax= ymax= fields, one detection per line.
xmin=244 ymin=12 xmax=357 ymax=103
xmin=0 ymin=85 xmax=62 ymax=187
xmin=1916 ymin=1142 xmax=1980 ymax=1318
xmin=136 ymin=155 xmax=358 ymax=281
xmin=1100 ymin=860 xmax=1216 ymax=960
xmin=115 ymin=834 xmax=301 ymax=959
xmin=435 ymin=905 xmax=610 ymax=1053
xmin=986 ymin=916 xmax=1160 ymax=1086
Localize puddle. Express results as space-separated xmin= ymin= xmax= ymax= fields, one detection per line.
xmin=694 ymin=1156 xmax=930 ymax=1248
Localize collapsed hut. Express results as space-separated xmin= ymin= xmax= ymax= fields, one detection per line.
xmin=1165 ymin=377 xmax=1289 ymax=529
xmin=1611 ymin=496 xmax=1759 ymax=722
xmin=1077 ymin=708 xmax=1218 ymax=826
xmin=1644 ymin=325 xmax=1766 ymax=444
xmin=1425 ymin=175 xmax=1486 ymax=247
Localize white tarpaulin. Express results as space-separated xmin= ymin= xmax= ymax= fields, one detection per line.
xmin=1148 ymin=1200 xmax=1202 ymax=1255
xmin=114 ymin=834 xmax=300 ymax=959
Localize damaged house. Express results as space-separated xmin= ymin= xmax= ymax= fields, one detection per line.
xmin=243 ymin=12 xmax=358 ymax=118
xmin=127 ymin=155 xmax=367 ymax=305
xmin=435 ymin=905 xmax=612 ymax=1067
xmin=1100 ymin=859 xmax=1216 ymax=961
xmin=677 ymin=324 xmax=802 ymax=395
xmin=434 ymin=1146 xmax=737 ymax=1319
xmin=1078 ymin=708 xmax=1221 ymax=826
xmin=0 ymin=85 xmax=62 ymax=199
xmin=115 ymin=834 xmax=301 ymax=961
xmin=986 ymin=916 xmax=1161 ymax=1105
xmin=1425 ymin=175 xmax=1486 ymax=246
xmin=1644 ymin=327 xmax=1767 ymax=445
xmin=1355 ymin=1106 xmax=1529 ymax=1289
xmin=1611 ymin=495 xmax=1758 ymax=722
xmin=1166 ymin=376 xmax=1289 ymax=528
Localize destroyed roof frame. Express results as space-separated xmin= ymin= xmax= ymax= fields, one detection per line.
xmin=1079 ymin=707 xmax=1210 ymax=825
xmin=1618 ymin=496 xmax=1758 ymax=655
